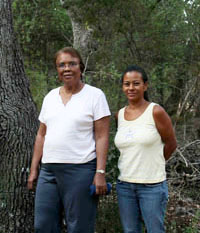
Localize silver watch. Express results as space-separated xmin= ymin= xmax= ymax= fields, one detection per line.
xmin=96 ymin=169 xmax=105 ymax=174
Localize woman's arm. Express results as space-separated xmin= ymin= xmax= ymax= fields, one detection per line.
xmin=115 ymin=111 xmax=119 ymax=128
xmin=153 ymin=105 xmax=177 ymax=161
xmin=93 ymin=116 xmax=110 ymax=195
xmin=27 ymin=122 xmax=46 ymax=190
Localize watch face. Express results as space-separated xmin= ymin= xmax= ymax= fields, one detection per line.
xmin=96 ymin=169 xmax=105 ymax=174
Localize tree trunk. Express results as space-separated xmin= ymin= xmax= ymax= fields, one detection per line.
xmin=60 ymin=0 xmax=95 ymax=65
xmin=0 ymin=0 xmax=38 ymax=232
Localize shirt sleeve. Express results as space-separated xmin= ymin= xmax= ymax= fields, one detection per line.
xmin=93 ymin=91 xmax=111 ymax=121
xmin=38 ymin=97 xmax=46 ymax=124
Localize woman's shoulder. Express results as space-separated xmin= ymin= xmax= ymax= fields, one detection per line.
xmin=84 ymin=84 xmax=105 ymax=97
xmin=152 ymin=103 xmax=168 ymax=120
xmin=146 ymin=102 xmax=161 ymax=113
xmin=151 ymin=102 xmax=164 ymax=112
xmin=115 ymin=106 xmax=126 ymax=120
xmin=43 ymin=87 xmax=60 ymax=101
xmin=149 ymin=102 xmax=159 ymax=107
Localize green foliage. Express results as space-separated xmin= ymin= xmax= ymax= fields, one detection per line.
xmin=12 ymin=0 xmax=200 ymax=121
xmin=25 ymin=63 xmax=58 ymax=109
xmin=12 ymin=0 xmax=72 ymax=61
xmin=12 ymin=0 xmax=200 ymax=166
xmin=12 ymin=0 xmax=73 ymax=110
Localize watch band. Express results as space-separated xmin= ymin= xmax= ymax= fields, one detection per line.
xmin=96 ymin=169 xmax=105 ymax=174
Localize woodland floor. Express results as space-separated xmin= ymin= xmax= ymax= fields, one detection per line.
xmin=166 ymin=191 xmax=200 ymax=233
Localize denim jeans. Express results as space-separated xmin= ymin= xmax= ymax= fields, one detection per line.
xmin=116 ymin=180 xmax=168 ymax=233
xmin=34 ymin=159 xmax=98 ymax=233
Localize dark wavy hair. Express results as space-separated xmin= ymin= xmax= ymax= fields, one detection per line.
xmin=121 ymin=65 xmax=149 ymax=101
xmin=54 ymin=47 xmax=85 ymax=73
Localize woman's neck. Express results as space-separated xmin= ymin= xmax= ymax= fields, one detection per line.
xmin=128 ymin=99 xmax=148 ymax=110
xmin=62 ymin=81 xmax=84 ymax=95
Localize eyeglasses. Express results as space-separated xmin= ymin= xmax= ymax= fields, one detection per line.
xmin=57 ymin=61 xmax=79 ymax=69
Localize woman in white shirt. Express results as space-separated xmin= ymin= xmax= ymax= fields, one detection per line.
xmin=28 ymin=47 xmax=110 ymax=233
xmin=115 ymin=65 xmax=177 ymax=233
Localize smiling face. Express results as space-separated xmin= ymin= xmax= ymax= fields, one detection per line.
xmin=56 ymin=52 xmax=82 ymax=87
xmin=122 ymin=71 xmax=148 ymax=102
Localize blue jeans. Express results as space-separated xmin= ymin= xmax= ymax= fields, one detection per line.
xmin=34 ymin=159 xmax=98 ymax=233
xmin=116 ymin=180 xmax=168 ymax=233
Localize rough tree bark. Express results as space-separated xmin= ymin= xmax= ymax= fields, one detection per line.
xmin=0 ymin=0 xmax=38 ymax=232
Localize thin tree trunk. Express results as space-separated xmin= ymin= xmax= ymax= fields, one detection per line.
xmin=0 ymin=0 xmax=38 ymax=232
xmin=60 ymin=0 xmax=95 ymax=63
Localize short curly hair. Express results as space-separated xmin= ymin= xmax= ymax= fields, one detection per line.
xmin=54 ymin=47 xmax=85 ymax=73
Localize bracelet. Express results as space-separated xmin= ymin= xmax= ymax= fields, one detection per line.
xmin=96 ymin=169 xmax=105 ymax=174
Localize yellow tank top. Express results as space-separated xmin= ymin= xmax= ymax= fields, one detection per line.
xmin=114 ymin=103 xmax=166 ymax=183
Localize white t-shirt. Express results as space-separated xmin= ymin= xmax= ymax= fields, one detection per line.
xmin=39 ymin=84 xmax=111 ymax=164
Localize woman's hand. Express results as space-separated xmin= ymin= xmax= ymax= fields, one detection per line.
xmin=27 ymin=169 xmax=38 ymax=190
xmin=93 ymin=173 xmax=107 ymax=195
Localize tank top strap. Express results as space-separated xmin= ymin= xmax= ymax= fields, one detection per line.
xmin=117 ymin=107 xmax=126 ymax=125
xmin=143 ymin=102 xmax=158 ymax=124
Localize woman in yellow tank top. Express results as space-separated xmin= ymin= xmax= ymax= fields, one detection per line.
xmin=114 ymin=65 xmax=177 ymax=233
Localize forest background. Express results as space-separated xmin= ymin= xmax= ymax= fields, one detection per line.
xmin=0 ymin=0 xmax=200 ymax=232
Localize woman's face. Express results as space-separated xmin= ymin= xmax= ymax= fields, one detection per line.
xmin=56 ymin=52 xmax=81 ymax=86
xmin=122 ymin=71 xmax=147 ymax=102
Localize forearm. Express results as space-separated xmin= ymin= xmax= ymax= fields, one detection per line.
xmin=164 ymin=140 xmax=177 ymax=161
xmin=95 ymin=137 xmax=109 ymax=171
xmin=93 ymin=136 xmax=109 ymax=194
xmin=93 ymin=116 xmax=110 ymax=194
xmin=153 ymin=105 xmax=177 ymax=161
xmin=30 ymin=135 xmax=45 ymax=171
